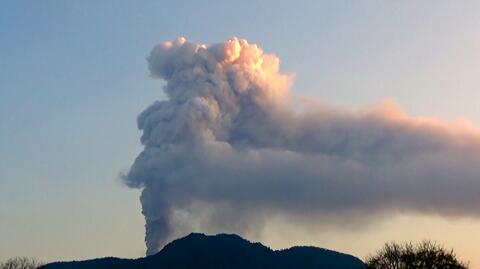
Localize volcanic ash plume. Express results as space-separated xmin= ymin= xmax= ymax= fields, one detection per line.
xmin=124 ymin=37 xmax=480 ymax=255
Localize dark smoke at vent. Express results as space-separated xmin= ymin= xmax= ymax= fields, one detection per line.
xmin=124 ymin=37 xmax=480 ymax=255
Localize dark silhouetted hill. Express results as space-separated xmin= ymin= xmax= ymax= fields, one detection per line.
xmin=39 ymin=233 xmax=365 ymax=269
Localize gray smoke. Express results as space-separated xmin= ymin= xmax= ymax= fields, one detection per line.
xmin=124 ymin=37 xmax=480 ymax=255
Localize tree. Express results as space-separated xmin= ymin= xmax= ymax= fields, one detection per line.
xmin=366 ymin=240 xmax=468 ymax=269
xmin=0 ymin=257 xmax=43 ymax=269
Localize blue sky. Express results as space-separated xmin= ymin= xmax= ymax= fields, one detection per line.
xmin=1 ymin=0 xmax=480 ymax=265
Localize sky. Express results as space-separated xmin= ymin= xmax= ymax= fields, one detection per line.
xmin=1 ymin=0 xmax=480 ymax=267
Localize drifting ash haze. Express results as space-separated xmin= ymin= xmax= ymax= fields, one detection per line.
xmin=124 ymin=37 xmax=480 ymax=255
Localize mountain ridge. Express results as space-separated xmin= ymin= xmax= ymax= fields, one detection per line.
xmin=39 ymin=233 xmax=365 ymax=269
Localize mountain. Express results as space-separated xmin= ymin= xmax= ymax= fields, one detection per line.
xmin=39 ymin=233 xmax=365 ymax=269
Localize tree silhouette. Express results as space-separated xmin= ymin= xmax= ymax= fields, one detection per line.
xmin=366 ymin=240 xmax=468 ymax=269
xmin=1 ymin=257 xmax=43 ymax=269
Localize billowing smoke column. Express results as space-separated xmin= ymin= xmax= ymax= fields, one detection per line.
xmin=125 ymin=37 xmax=480 ymax=255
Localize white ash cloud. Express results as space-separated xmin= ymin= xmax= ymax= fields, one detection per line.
xmin=124 ymin=37 xmax=480 ymax=255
